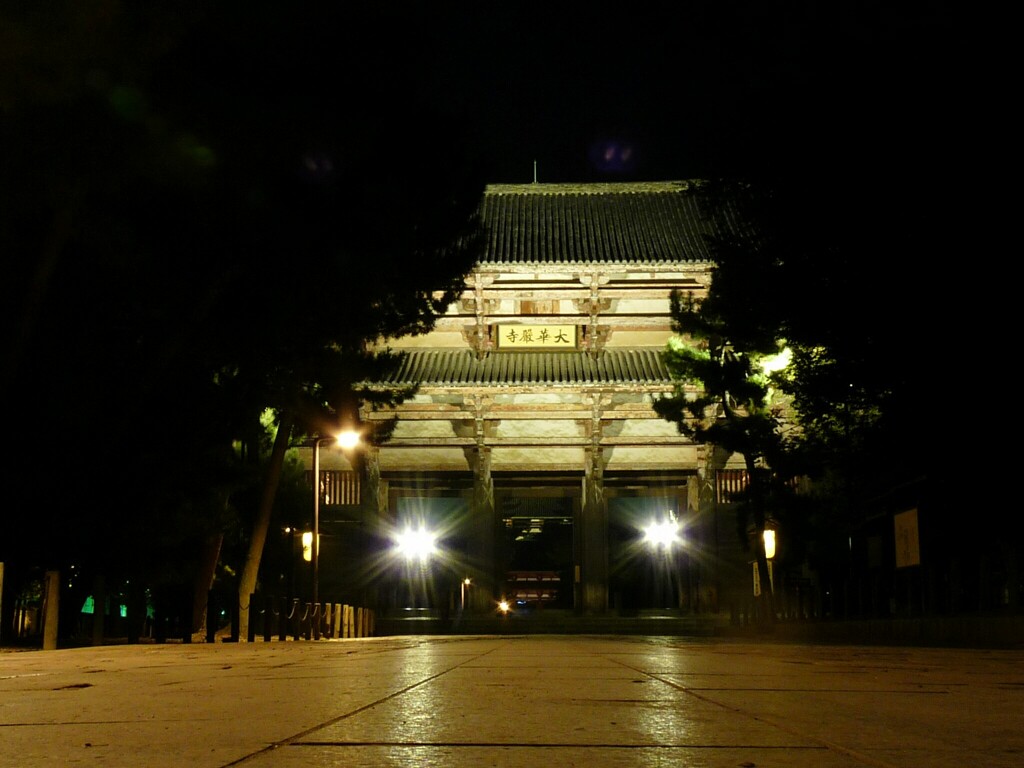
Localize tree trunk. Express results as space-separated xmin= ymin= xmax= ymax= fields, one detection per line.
xmin=192 ymin=531 xmax=223 ymax=637
xmin=42 ymin=570 xmax=60 ymax=650
xmin=237 ymin=411 xmax=294 ymax=640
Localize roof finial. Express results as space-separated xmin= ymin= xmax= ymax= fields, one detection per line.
xmin=533 ymin=160 xmax=537 ymax=184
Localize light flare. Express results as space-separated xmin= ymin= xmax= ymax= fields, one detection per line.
xmin=395 ymin=527 xmax=437 ymax=562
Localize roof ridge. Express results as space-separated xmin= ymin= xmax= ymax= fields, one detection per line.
xmin=484 ymin=180 xmax=704 ymax=196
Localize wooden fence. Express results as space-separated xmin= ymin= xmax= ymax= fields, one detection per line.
xmin=213 ymin=593 xmax=375 ymax=643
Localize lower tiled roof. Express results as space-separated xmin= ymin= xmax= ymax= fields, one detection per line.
xmin=371 ymin=349 xmax=673 ymax=387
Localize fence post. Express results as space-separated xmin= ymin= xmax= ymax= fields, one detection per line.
xmin=303 ymin=603 xmax=312 ymax=640
xmin=263 ymin=595 xmax=273 ymax=642
xmin=290 ymin=598 xmax=300 ymax=640
xmin=312 ymin=603 xmax=321 ymax=640
xmin=182 ymin=588 xmax=192 ymax=643
xmin=355 ymin=607 xmax=364 ymax=638
xmin=244 ymin=593 xmax=255 ymax=642
xmin=225 ymin=595 xmax=240 ymax=642
xmin=206 ymin=590 xmax=217 ymax=643
xmin=279 ymin=597 xmax=288 ymax=641
xmin=333 ymin=603 xmax=342 ymax=638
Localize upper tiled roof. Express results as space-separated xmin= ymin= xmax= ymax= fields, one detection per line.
xmin=479 ymin=180 xmax=736 ymax=264
xmin=371 ymin=349 xmax=673 ymax=388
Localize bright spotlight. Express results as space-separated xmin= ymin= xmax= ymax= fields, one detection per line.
xmin=643 ymin=519 xmax=681 ymax=549
xmin=395 ymin=527 xmax=437 ymax=562
xmin=497 ymin=600 xmax=510 ymax=615
xmin=336 ymin=429 xmax=361 ymax=450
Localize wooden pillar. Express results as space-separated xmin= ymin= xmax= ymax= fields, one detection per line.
xmin=364 ymin=447 xmax=388 ymax=524
xmin=468 ymin=445 xmax=496 ymax=611
xmin=363 ymin=446 xmax=388 ymax=610
xmin=468 ymin=274 xmax=496 ymax=358
xmin=580 ymin=445 xmax=609 ymax=614
xmin=700 ymin=444 xmax=730 ymax=617
xmin=577 ymin=271 xmax=610 ymax=356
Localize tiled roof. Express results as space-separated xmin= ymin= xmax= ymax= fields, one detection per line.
xmin=371 ymin=349 xmax=673 ymax=387
xmin=479 ymin=180 xmax=736 ymax=264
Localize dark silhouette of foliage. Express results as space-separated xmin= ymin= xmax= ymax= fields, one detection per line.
xmin=655 ymin=286 xmax=794 ymax=618
xmin=0 ymin=2 xmax=486 ymax=639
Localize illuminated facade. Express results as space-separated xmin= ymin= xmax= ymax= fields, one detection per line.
xmin=318 ymin=181 xmax=750 ymax=620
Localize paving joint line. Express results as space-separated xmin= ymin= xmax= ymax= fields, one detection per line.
xmin=608 ymin=655 xmax=902 ymax=768
xmin=288 ymin=740 xmax=828 ymax=750
xmin=216 ymin=639 xmax=507 ymax=767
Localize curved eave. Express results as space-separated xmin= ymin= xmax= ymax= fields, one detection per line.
xmin=361 ymin=349 xmax=677 ymax=389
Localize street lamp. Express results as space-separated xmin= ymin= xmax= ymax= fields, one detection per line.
xmin=763 ymin=528 xmax=777 ymax=560
xmin=312 ymin=429 xmax=361 ymax=608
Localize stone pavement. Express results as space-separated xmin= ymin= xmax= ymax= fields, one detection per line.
xmin=1 ymin=635 xmax=1022 ymax=767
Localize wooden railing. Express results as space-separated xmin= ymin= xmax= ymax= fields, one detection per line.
xmin=716 ymin=469 xmax=805 ymax=503
xmin=716 ymin=469 xmax=750 ymax=503
xmin=216 ymin=593 xmax=375 ymax=642
xmin=306 ymin=469 xmax=361 ymax=506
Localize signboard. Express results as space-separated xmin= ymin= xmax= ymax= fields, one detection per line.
xmin=496 ymin=324 xmax=578 ymax=349
xmin=894 ymin=508 xmax=921 ymax=568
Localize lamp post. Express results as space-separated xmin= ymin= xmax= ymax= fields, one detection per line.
xmin=311 ymin=430 xmax=361 ymax=608
xmin=643 ymin=515 xmax=683 ymax=610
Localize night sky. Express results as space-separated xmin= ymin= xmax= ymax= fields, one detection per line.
xmin=342 ymin=2 xmax=960 ymax=188
xmin=153 ymin=2 xmax=961 ymax=190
